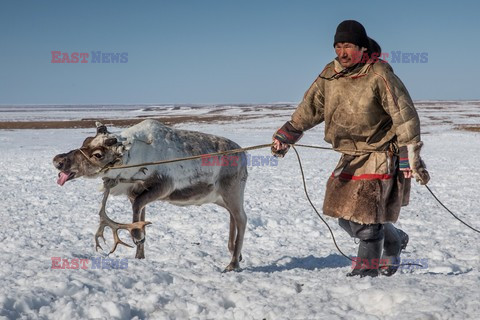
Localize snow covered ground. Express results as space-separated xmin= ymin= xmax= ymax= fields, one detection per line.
xmin=1 ymin=102 xmax=480 ymax=319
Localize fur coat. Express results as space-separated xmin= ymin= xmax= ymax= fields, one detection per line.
xmin=289 ymin=59 xmax=421 ymax=224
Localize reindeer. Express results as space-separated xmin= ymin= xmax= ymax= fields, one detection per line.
xmin=52 ymin=119 xmax=248 ymax=271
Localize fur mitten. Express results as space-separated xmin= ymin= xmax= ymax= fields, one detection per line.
xmin=407 ymin=141 xmax=430 ymax=185
xmin=271 ymin=121 xmax=303 ymax=158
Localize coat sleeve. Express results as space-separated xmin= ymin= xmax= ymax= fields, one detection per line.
xmin=374 ymin=64 xmax=421 ymax=147
xmin=289 ymin=76 xmax=325 ymax=132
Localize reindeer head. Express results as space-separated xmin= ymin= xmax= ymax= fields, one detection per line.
xmin=53 ymin=122 xmax=122 ymax=186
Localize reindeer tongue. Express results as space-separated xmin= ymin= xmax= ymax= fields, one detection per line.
xmin=57 ymin=172 xmax=70 ymax=186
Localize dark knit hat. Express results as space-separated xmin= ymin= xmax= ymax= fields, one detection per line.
xmin=333 ymin=20 xmax=369 ymax=48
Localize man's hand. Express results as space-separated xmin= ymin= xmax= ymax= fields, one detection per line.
xmin=271 ymin=121 xmax=304 ymax=158
xmin=412 ymin=165 xmax=430 ymax=185
xmin=407 ymin=142 xmax=430 ymax=185
xmin=274 ymin=139 xmax=289 ymax=151
xmin=271 ymin=138 xmax=290 ymax=158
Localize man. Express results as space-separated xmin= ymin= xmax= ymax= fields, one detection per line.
xmin=272 ymin=20 xmax=430 ymax=277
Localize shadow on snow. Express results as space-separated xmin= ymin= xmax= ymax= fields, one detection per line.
xmin=245 ymin=254 xmax=350 ymax=273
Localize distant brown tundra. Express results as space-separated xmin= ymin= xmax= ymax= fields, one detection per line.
xmin=53 ymin=119 xmax=248 ymax=271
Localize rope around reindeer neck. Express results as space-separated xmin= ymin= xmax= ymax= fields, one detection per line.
xmin=97 ymin=143 xmax=391 ymax=173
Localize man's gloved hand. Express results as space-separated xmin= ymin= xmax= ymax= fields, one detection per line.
xmin=272 ymin=139 xmax=290 ymax=158
xmin=271 ymin=121 xmax=303 ymax=158
xmin=407 ymin=141 xmax=430 ymax=185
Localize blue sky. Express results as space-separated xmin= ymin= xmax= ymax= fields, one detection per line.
xmin=0 ymin=0 xmax=479 ymax=104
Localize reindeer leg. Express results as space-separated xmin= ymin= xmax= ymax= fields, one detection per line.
xmin=134 ymin=207 xmax=146 ymax=259
xmin=130 ymin=182 xmax=170 ymax=259
xmin=217 ymin=167 xmax=248 ymax=272
xmin=222 ymin=196 xmax=247 ymax=272
xmin=228 ymin=212 xmax=237 ymax=257
xmin=225 ymin=206 xmax=246 ymax=271
xmin=215 ymin=199 xmax=241 ymax=269
xmin=95 ymin=180 xmax=151 ymax=255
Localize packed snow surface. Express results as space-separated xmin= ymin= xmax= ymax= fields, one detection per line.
xmin=1 ymin=102 xmax=479 ymax=319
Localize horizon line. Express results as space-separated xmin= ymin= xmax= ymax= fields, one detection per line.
xmin=1 ymin=99 xmax=480 ymax=107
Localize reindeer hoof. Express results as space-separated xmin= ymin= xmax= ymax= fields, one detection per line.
xmin=133 ymin=237 xmax=146 ymax=245
xmin=223 ymin=262 xmax=240 ymax=273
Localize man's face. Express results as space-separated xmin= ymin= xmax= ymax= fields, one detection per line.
xmin=335 ymin=42 xmax=363 ymax=68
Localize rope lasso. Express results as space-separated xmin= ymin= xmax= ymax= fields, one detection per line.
xmin=290 ymin=145 xmax=424 ymax=270
xmin=290 ymin=146 xmax=354 ymax=262
xmin=87 ymin=140 xmax=479 ymax=269
xmin=424 ymin=185 xmax=480 ymax=234
xmin=98 ymin=143 xmax=274 ymax=173
xmin=96 ymin=143 xmax=391 ymax=173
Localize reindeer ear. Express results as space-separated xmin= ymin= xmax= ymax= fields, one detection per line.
xmin=95 ymin=122 xmax=109 ymax=134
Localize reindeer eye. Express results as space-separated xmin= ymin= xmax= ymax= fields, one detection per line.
xmin=92 ymin=152 xmax=104 ymax=159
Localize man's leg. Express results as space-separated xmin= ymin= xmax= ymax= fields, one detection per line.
xmin=380 ymin=223 xmax=409 ymax=276
xmin=339 ymin=219 xmax=384 ymax=277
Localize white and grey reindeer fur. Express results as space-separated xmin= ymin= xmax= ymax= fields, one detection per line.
xmin=53 ymin=119 xmax=248 ymax=271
